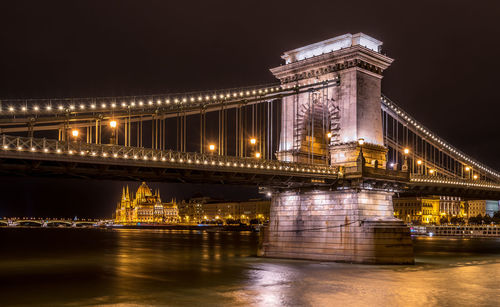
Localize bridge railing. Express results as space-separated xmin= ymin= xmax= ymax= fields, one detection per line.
xmin=0 ymin=134 xmax=339 ymax=176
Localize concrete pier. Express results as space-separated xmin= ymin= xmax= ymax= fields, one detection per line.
xmin=259 ymin=189 xmax=414 ymax=264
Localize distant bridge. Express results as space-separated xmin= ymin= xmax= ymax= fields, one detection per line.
xmin=0 ymin=219 xmax=101 ymax=227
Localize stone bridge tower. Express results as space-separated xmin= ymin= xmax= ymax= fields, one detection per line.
xmin=260 ymin=33 xmax=414 ymax=264
xmin=272 ymin=33 xmax=391 ymax=168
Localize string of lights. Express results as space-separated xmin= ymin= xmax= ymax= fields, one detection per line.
xmin=382 ymin=96 xmax=500 ymax=180
xmin=410 ymin=174 xmax=500 ymax=190
xmin=0 ymin=77 xmax=340 ymax=117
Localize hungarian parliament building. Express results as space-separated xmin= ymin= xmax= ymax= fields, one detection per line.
xmin=114 ymin=182 xmax=180 ymax=224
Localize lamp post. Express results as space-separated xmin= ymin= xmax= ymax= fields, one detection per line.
xmin=109 ymin=120 xmax=117 ymax=145
xmin=417 ymin=160 xmax=422 ymax=174
xmin=208 ymin=144 xmax=216 ymax=155
xmin=249 ymin=138 xmax=258 ymax=158
xmin=69 ymin=129 xmax=80 ymax=152
xmin=357 ymin=138 xmax=365 ymax=167
xmin=402 ymin=148 xmax=410 ymax=171
xmin=465 ymin=166 xmax=471 ymax=179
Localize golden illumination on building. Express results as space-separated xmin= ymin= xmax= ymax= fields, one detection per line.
xmin=114 ymin=182 xmax=180 ymax=224
xmin=393 ymin=195 xmax=466 ymax=225
xmin=178 ymin=197 xmax=270 ymax=223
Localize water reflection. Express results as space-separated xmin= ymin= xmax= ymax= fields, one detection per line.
xmin=0 ymin=229 xmax=499 ymax=306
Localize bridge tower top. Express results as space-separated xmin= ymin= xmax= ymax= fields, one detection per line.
xmin=271 ymin=33 xmax=393 ymax=168
xmin=280 ymin=33 xmax=383 ymax=64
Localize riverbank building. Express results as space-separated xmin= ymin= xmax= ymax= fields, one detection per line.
xmin=114 ymin=182 xmax=180 ymax=224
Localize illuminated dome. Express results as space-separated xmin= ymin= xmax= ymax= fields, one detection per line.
xmin=135 ymin=182 xmax=153 ymax=199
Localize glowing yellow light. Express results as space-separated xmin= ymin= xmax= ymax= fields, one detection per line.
xmin=429 ymin=169 xmax=435 ymax=174
xmin=255 ymin=152 xmax=261 ymax=158
xmin=110 ymin=120 xmax=117 ymax=128
xmin=465 ymin=166 xmax=470 ymax=171
xmin=473 ymin=174 xmax=478 ymax=180
xmin=250 ymin=138 xmax=257 ymax=145
xmin=404 ymin=148 xmax=410 ymax=155
xmin=327 ymin=132 xmax=332 ymax=138
xmin=71 ymin=130 xmax=79 ymax=137
xmin=358 ymin=138 xmax=365 ymax=145
xmin=417 ymin=160 xmax=422 ymax=165
xmin=209 ymin=144 xmax=215 ymax=151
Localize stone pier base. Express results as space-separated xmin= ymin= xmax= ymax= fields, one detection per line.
xmin=258 ymin=189 xmax=414 ymax=264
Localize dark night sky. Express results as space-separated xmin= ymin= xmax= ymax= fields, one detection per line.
xmin=0 ymin=1 xmax=499 ymax=218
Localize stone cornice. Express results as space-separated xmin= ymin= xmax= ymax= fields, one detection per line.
xmin=270 ymin=45 xmax=394 ymax=84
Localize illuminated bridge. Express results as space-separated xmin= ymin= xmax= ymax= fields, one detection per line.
xmin=0 ymin=33 xmax=498 ymax=263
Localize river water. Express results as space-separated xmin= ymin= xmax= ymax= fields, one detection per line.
xmin=0 ymin=228 xmax=499 ymax=306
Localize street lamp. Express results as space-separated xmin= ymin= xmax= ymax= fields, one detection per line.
xmin=327 ymin=132 xmax=332 ymax=138
xmin=417 ymin=160 xmax=422 ymax=174
xmin=429 ymin=169 xmax=435 ymax=175
xmin=255 ymin=152 xmax=261 ymax=158
xmin=71 ymin=129 xmax=79 ymax=138
xmin=473 ymin=174 xmax=478 ymax=180
xmin=208 ymin=144 xmax=216 ymax=153
xmin=402 ymin=148 xmax=410 ymax=171
xmin=109 ymin=120 xmax=117 ymax=144
xmin=250 ymin=138 xmax=257 ymax=145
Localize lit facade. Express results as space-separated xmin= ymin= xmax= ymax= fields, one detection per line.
xmin=114 ymin=182 xmax=179 ymax=224
xmin=439 ymin=196 xmax=464 ymax=217
xmin=393 ymin=196 xmax=500 ymax=224
xmin=179 ymin=197 xmax=270 ymax=223
xmin=393 ymin=196 xmax=441 ymax=224
xmin=465 ymin=200 xmax=486 ymax=218
xmin=464 ymin=200 xmax=499 ymax=217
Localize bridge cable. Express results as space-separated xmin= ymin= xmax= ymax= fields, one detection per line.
xmin=276 ymin=219 xmax=366 ymax=232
